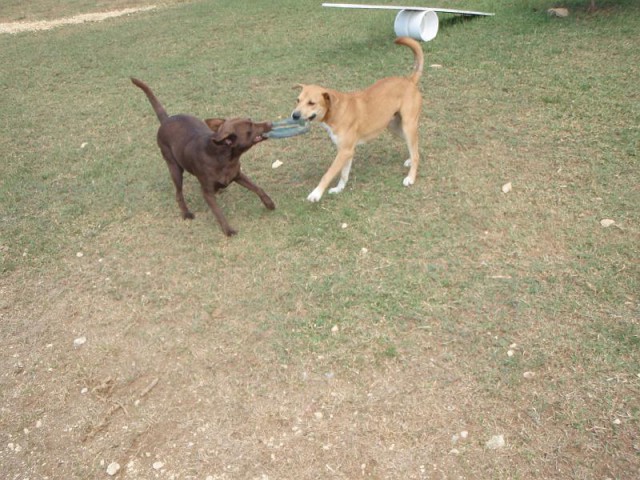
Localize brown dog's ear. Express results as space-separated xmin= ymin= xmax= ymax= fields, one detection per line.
xmin=204 ymin=118 xmax=225 ymax=132
xmin=292 ymin=84 xmax=305 ymax=90
xmin=211 ymin=131 xmax=237 ymax=147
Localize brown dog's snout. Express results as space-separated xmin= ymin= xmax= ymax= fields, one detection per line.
xmin=250 ymin=121 xmax=272 ymax=144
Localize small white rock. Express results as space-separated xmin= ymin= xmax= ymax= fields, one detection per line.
xmin=76 ymin=251 xmax=84 ymax=258
xmin=80 ymin=142 xmax=88 ymax=149
xmin=271 ymin=160 xmax=283 ymax=169
xmin=613 ymin=418 xmax=621 ymax=425
xmin=501 ymin=182 xmax=512 ymax=193
xmin=152 ymin=461 xmax=164 ymax=470
xmin=35 ymin=420 xmax=42 ymax=428
xmin=449 ymin=448 xmax=460 ymax=455
xmin=507 ymin=350 xmax=515 ymax=357
xmin=460 ymin=430 xmax=468 ymax=439
xmin=600 ymin=219 xmax=615 ymax=228
xmin=360 ymin=247 xmax=368 ymax=255
xmin=430 ymin=64 xmax=443 ymax=69
xmin=106 ymin=462 xmax=120 ymax=476
xmin=509 ymin=343 xmax=517 ymax=349
xmin=523 ymin=371 xmax=535 ymax=379
xmin=81 ymin=387 xmax=88 ymax=394
xmin=73 ymin=336 xmax=87 ymax=347
xmin=331 ymin=325 xmax=339 ymax=334
xmin=485 ymin=435 xmax=505 ymax=450
xmin=547 ymin=7 xmax=569 ymax=17
xmin=314 ymin=411 xmax=324 ymax=420
xmin=341 ymin=223 xmax=348 ymax=229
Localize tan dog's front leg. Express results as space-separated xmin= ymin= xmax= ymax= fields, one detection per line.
xmin=328 ymin=158 xmax=353 ymax=195
xmin=307 ymin=147 xmax=354 ymax=202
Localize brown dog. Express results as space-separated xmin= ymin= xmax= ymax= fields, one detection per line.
xmin=292 ymin=37 xmax=424 ymax=202
xmin=131 ymin=78 xmax=274 ymax=236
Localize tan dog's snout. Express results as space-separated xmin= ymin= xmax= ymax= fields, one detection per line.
xmin=291 ymin=110 xmax=316 ymax=122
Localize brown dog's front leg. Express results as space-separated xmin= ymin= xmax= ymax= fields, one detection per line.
xmin=235 ymin=172 xmax=276 ymax=210
xmin=200 ymin=188 xmax=237 ymax=236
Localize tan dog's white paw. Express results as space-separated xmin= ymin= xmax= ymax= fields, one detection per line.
xmin=307 ymin=187 xmax=323 ymax=202
xmin=328 ymin=185 xmax=344 ymax=194
xmin=403 ymin=176 xmax=414 ymax=187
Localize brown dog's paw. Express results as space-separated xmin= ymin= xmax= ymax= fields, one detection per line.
xmin=264 ymin=198 xmax=276 ymax=210
xmin=224 ymin=228 xmax=238 ymax=237
xmin=183 ymin=212 xmax=195 ymax=220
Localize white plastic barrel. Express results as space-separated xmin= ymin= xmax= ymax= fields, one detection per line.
xmin=393 ymin=9 xmax=439 ymax=42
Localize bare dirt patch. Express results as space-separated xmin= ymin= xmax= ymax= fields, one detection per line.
xmin=0 ymin=6 xmax=156 ymax=34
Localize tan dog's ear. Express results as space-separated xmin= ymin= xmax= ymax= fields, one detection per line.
xmin=322 ymin=91 xmax=334 ymax=109
xmin=204 ymin=118 xmax=225 ymax=132
xmin=292 ymin=84 xmax=305 ymax=90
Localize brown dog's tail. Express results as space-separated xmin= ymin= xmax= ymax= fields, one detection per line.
xmin=131 ymin=77 xmax=169 ymax=123
xmin=395 ymin=37 xmax=424 ymax=85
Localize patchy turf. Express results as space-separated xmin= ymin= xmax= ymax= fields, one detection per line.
xmin=1 ymin=0 xmax=638 ymax=478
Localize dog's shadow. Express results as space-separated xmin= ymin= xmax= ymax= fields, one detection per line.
xmin=317 ymin=13 xmax=481 ymax=68
xmin=438 ymin=13 xmax=480 ymax=29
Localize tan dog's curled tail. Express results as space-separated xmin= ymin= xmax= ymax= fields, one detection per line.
xmin=394 ymin=37 xmax=423 ymax=84
xmin=131 ymin=77 xmax=169 ymax=124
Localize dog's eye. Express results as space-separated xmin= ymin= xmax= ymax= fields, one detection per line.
xmin=308 ymin=101 xmax=315 ymax=106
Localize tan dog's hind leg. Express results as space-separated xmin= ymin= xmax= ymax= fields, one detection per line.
xmin=388 ymin=114 xmax=413 ymax=169
xmin=399 ymin=97 xmax=422 ymax=186
xmin=388 ymin=112 xmax=419 ymax=183
xmin=307 ymin=147 xmax=355 ymax=202
xmin=402 ymin=123 xmax=419 ymax=186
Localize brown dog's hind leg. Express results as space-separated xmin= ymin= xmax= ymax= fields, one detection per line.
xmin=159 ymin=145 xmax=194 ymax=219
xmin=234 ymin=172 xmax=275 ymax=210
xmin=200 ymin=187 xmax=236 ymax=236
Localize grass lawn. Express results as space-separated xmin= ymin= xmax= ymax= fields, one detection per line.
xmin=1 ymin=0 xmax=638 ymax=478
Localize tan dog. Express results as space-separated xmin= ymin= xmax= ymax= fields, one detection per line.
xmin=292 ymin=37 xmax=424 ymax=202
